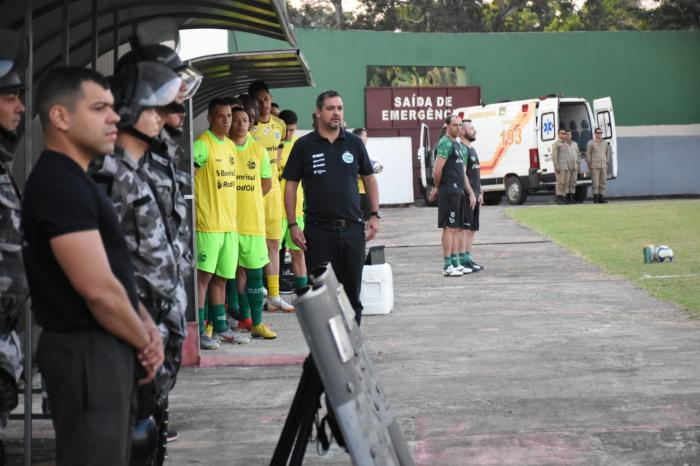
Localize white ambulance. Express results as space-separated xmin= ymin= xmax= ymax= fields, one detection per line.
xmin=417 ymin=96 xmax=618 ymax=205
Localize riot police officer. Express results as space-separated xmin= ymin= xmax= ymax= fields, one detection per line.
xmin=115 ymin=44 xmax=206 ymax=455
xmin=89 ymin=60 xmax=183 ymax=466
xmin=0 ymin=28 xmax=27 ymax=431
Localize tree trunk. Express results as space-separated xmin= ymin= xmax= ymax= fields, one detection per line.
xmin=330 ymin=0 xmax=345 ymax=29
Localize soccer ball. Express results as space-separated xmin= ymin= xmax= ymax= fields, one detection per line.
xmin=655 ymin=245 xmax=673 ymax=262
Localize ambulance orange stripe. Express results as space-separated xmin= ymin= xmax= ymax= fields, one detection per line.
xmin=480 ymin=106 xmax=536 ymax=175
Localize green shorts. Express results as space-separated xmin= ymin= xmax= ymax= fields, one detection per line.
xmin=196 ymin=231 xmax=238 ymax=279
xmin=238 ymin=234 xmax=270 ymax=269
xmin=281 ymin=216 xmax=305 ymax=251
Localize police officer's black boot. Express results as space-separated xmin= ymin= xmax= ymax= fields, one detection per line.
xmin=598 ymin=194 xmax=608 ymax=204
xmin=593 ymin=194 xmax=599 ymax=203
xmin=566 ymin=194 xmax=575 ymax=204
xmin=556 ymin=195 xmax=567 ymax=205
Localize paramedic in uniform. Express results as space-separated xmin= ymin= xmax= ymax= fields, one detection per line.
xmin=551 ymin=128 xmax=570 ymax=205
xmin=586 ymin=127 xmax=610 ymax=203
xmin=282 ymin=90 xmax=379 ymax=325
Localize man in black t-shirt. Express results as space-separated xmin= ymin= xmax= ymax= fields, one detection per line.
xmin=22 ymin=67 xmax=163 ymax=466
xmin=282 ymin=90 xmax=379 ymax=324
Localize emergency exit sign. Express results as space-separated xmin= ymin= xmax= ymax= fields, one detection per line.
xmin=365 ymin=86 xmax=481 ymax=130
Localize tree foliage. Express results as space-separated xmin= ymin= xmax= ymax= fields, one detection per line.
xmin=286 ymin=0 xmax=348 ymax=29
xmin=484 ymin=0 xmax=580 ymax=32
xmin=646 ymin=0 xmax=700 ymax=29
xmin=354 ymin=0 xmax=485 ymax=32
xmin=577 ymin=0 xmax=647 ymax=30
xmin=286 ymin=0 xmax=699 ymax=32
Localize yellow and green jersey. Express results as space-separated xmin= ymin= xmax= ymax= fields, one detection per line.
xmin=279 ymin=135 xmax=304 ymax=218
xmin=193 ymin=130 xmax=237 ymax=232
xmin=357 ymin=177 xmax=366 ymax=194
xmin=234 ymin=138 xmax=271 ymax=236
xmin=251 ymin=115 xmax=286 ymax=193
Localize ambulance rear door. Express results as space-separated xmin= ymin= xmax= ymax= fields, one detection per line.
xmin=593 ymin=97 xmax=618 ymax=179
xmin=536 ymin=97 xmax=559 ymax=175
xmin=418 ymin=122 xmax=432 ymax=194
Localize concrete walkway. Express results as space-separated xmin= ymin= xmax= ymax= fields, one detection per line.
xmin=7 ymin=202 xmax=700 ymax=465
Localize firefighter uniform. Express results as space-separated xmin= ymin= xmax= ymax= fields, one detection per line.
xmin=551 ymin=138 xmax=570 ymax=203
xmin=567 ymin=139 xmax=581 ymax=201
xmin=586 ymin=139 xmax=611 ymax=202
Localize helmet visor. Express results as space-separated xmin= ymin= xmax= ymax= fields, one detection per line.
xmin=176 ymin=66 xmax=203 ymax=102
xmin=0 ymin=28 xmax=27 ymax=80
xmin=0 ymin=60 xmax=12 ymax=78
xmin=134 ymin=61 xmax=182 ymax=109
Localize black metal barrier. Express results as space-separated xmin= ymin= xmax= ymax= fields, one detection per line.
xmin=271 ymin=263 xmax=414 ymax=466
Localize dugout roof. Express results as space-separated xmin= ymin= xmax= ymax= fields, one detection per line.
xmin=191 ymin=49 xmax=315 ymax=116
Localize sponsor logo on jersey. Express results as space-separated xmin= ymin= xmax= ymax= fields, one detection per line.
xmin=342 ymin=151 xmax=354 ymax=164
xmin=248 ymin=159 xmax=256 ymax=170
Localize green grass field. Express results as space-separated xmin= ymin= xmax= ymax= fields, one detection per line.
xmin=505 ymin=200 xmax=700 ymax=314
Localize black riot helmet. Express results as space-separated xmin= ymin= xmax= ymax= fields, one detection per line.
xmin=111 ymin=61 xmax=181 ymax=131
xmin=0 ymin=28 xmax=27 ymax=92
xmin=116 ymin=44 xmax=202 ymax=102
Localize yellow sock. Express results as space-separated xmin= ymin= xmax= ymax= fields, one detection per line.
xmin=267 ymin=275 xmax=280 ymax=299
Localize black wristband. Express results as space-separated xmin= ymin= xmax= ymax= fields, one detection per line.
xmin=288 ymin=222 xmax=298 ymax=228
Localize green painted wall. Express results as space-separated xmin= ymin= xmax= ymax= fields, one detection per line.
xmin=228 ymin=29 xmax=700 ymax=128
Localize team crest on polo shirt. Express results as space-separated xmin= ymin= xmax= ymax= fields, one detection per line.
xmin=342 ymin=151 xmax=354 ymax=164
xmin=248 ymin=159 xmax=256 ymax=170
xmin=263 ymin=126 xmax=270 ymax=135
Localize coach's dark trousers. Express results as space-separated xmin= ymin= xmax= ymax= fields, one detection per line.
xmin=38 ymin=328 xmax=136 ymax=466
xmin=304 ymin=219 xmax=365 ymax=325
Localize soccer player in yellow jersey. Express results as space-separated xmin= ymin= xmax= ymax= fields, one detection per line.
xmin=193 ymin=98 xmax=247 ymax=348
xmin=352 ymin=127 xmax=371 ymax=220
xmin=227 ymin=108 xmax=278 ymax=339
xmin=278 ymin=110 xmax=308 ymax=290
xmin=248 ymin=80 xmax=294 ymax=312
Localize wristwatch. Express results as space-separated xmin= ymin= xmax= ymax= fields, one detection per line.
xmin=370 ymin=211 xmax=382 ymax=219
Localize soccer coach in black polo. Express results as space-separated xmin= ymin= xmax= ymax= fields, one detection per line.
xmin=282 ymin=90 xmax=379 ymax=325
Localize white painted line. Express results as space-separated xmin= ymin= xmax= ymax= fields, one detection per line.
xmin=640 ymin=273 xmax=700 ymax=280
